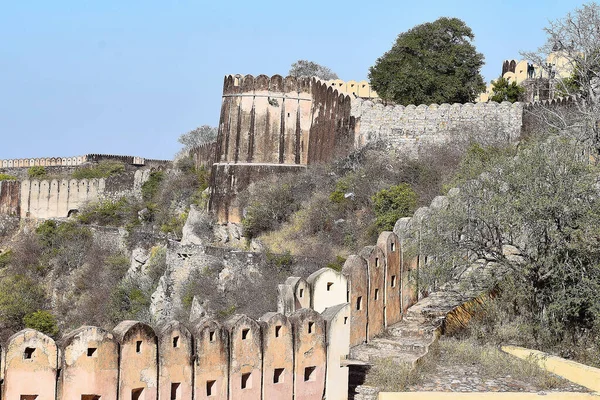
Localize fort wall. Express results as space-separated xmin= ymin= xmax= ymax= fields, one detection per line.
xmin=351 ymin=99 xmax=524 ymax=150
xmin=0 ymin=226 xmax=422 ymax=400
xmin=0 ymin=154 xmax=171 ymax=169
xmin=0 ymin=180 xmax=20 ymax=216
xmin=190 ymin=142 xmax=217 ymax=169
xmin=325 ymin=79 xmax=379 ymax=99
xmin=210 ymin=74 xmax=354 ymax=222
xmin=0 ymin=169 xmax=150 ymax=220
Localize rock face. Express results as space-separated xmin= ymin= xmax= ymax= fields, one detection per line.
xmin=181 ymin=204 xmax=213 ymax=246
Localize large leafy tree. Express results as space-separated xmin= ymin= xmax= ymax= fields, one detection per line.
xmin=369 ymin=17 xmax=485 ymax=105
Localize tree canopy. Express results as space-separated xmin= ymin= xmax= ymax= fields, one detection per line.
xmin=289 ymin=60 xmax=339 ymax=80
xmin=489 ymin=77 xmax=525 ymax=103
xmin=369 ymin=17 xmax=485 ymax=106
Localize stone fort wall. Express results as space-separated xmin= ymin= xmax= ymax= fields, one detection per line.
xmin=0 ymin=226 xmax=421 ymax=400
xmin=0 ymin=170 xmax=150 ymax=220
xmin=206 ymin=74 xmax=530 ymax=223
xmin=210 ymin=74 xmax=355 ymax=223
xmin=0 ymin=153 xmax=171 ymax=169
xmin=351 ymin=98 xmax=523 ymax=150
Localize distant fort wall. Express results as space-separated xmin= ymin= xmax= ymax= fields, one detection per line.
xmin=352 ymin=98 xmax=524 ymax=149
xmin=325 ymin=79 xmax=379 ymax=99
xmin=0 ymin=154 xmax=171 ymax=169
xmin=0 ymin=170 xmax=150 ymax=220
xmin=190 ymin=141 xmax=217 ymax=169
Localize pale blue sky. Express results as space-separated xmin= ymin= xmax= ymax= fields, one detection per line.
xmin=0 ymin=0 xmax=589 ymax=160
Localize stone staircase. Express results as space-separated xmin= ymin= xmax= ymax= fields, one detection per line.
xmin=346 ymin=248 xmax=521 ymax=399
xmin=347 ymin=288 xmax=491 ymax=400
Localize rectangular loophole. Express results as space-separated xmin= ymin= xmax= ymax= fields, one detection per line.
xmin=206 ymin=380 xmax=216 ymax=396
xmin=23 ymin=347 xmax=35 ymax=359
xmin=391 ymin=242 xmax=396 ymax=252
xmin=299 ymin=288 xmax=304 ymax=298
xmin=241 ymin=328 xmax=250 ymax=340
xmin=173 ymin=336 xmax=179 ymax=348
xmin=304 ymin=366 xmax=316 ymax=382
xmin=131 ymin=388 xmax=143 ymax=400
xmin=374 ymin=288 xmax=379 ymax=300
xmin=241 ymin=372 xmax=252 ymax=389
xmin=356 ymin=296 xmax=363 ymax=311
xmin=135 ymin=341 xmax=142 ymax=353
xmin=308 ymin=322 xmax=314 ymax=334
xmin=375 ymin=257 xmax=379 ymax=267
xmin=81 ymin=396 xmax=100 ymax=400
xmin=344 ymin=317 xmax=348 ymax=325
xmin=326 ymin=282 xmax=333 ymax=291
xmin=209 ymin=331 xmax=215 ymax=342
xmin=273 ymin=368 xmax=285 ymax=383
xmin=391 ymin=275 xmax=397 ymax=288
xmin=170 ymin=383 xmax=180 ymax=400
xmin=87 ymin=347 xmax=97 ymax=357
xmin=275 ymin=325 xmax=282 ymax=337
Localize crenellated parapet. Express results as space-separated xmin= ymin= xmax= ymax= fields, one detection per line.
xmin=0 ymin=156 xmax=86 ymax=168
xmin=216 ymin=74 xmax=353 ymax=166
xmin=0 ymin=154 xmax=172 ymax=169
xmin=19 ymin=178 xmax=106 ymax=219
xmin=521 ymin=94 xmax=584 ymax=137
xmin=0 ymin=306 xmax=349 ymax=400
xmin=325 ymin=79 xmax=379 ymax=99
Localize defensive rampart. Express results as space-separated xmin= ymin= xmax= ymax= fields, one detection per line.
xmin=0 ymin=230 xmax=415 ymax=400
xmin=0 ymin=180 xmax=20 ymax=216
xmin=0 ymin=154 xmax=171 ymax=169
xmin=190 ymin=142 xmax=217 ymax=169
xmin=351 ymin=99 xmax=523 ymax=149
xmin=521 ymin=94 xmax=582 ymax=138
xmin=210 ymin=74 xmax=355 ymax=222
xmin=208 ymin=74 xmax=533 ymax=223
xmin=0 ymin=170 xmax=150 ymax=219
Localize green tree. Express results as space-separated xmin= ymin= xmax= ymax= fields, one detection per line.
xmin=369 ymin=17 xmax=485 ymax=105
xmin=27 ymin=166 xmax=47 ymax=179
xmin=23 ymin=310 xmax=59 ymax=336
xmin=372 ymin=184 xmax=418 ymax=231
xmin=489 ymin=77 xmax=525 ymax=103
xmin=0 ymin=275 xmax=47 ymax=333
xmin=289 ymin=60 xmax=339 ymax=80
xmin=0 ymin=173 xmax=17 ymax=181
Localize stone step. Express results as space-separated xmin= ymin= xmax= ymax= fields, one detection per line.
xmin=371 ymin=337 xmax=429 ymax=352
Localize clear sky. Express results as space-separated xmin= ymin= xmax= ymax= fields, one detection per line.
xmin=0 ymin=0 xmax=589 ymax=160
